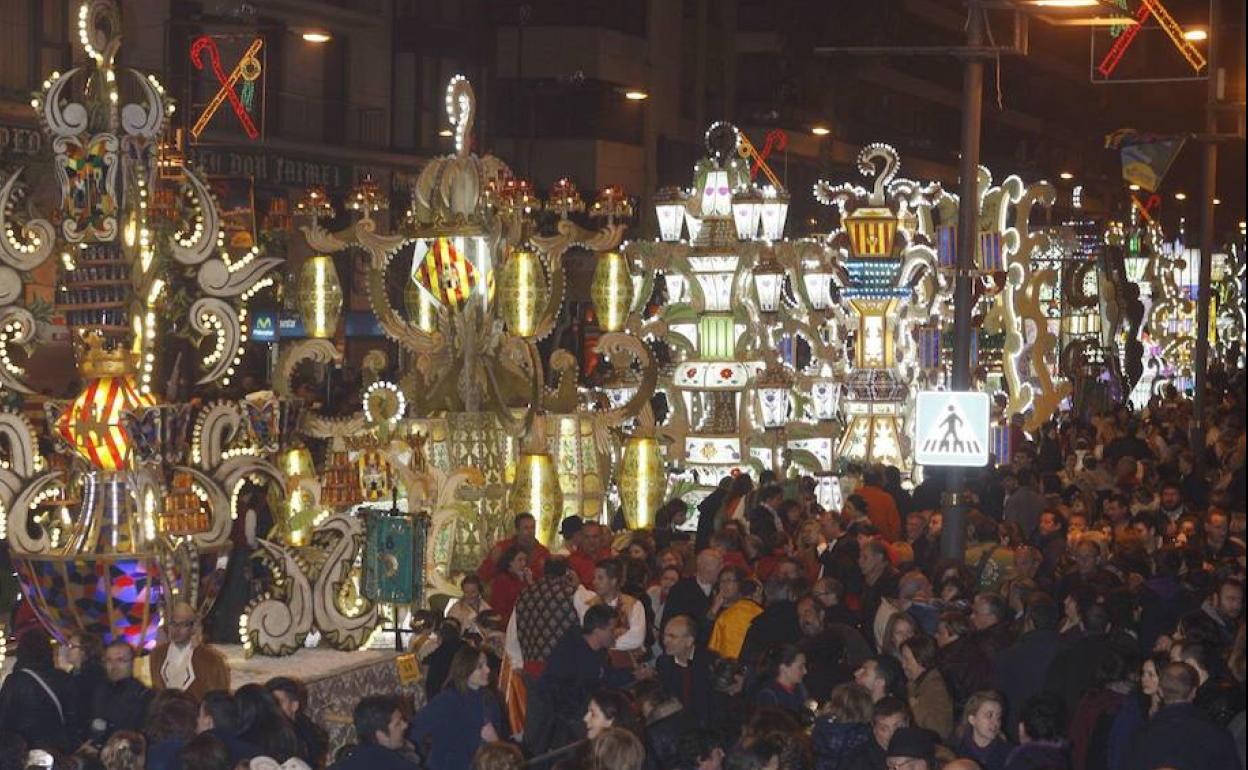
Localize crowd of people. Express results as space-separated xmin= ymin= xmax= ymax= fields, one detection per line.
xmin=1 ymin=378 xmax=1245 ymax=770
xmin=0 ymin=618 xmax=328 ymax=770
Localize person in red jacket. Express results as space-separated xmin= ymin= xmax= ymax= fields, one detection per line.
xmin=487 ymin=546 xmax=533 ymax=623
xmin=476 ymin=512 xmax=550 ymax=583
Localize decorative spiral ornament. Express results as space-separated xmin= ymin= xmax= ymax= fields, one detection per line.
xmin=446 ymin=74 xmax=475 ymax=158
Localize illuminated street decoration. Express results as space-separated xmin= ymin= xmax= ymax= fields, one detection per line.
xmin=909 ymin=166 xmax=1068 ymax=432
xmin=1097 ymin=0 xmax=1205 ymax=78
xmin=2 ymin=0 xmax=288 ymax=649
xmin=815 ymin=144 xmax=936 ymax=469
xmin=190 ymin=36 xmax=264 ymax=140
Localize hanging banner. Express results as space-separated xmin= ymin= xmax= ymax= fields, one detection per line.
xmin=1106 ymin=129 xmax=1186 ymax=193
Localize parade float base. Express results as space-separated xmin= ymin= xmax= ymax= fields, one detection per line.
xmin=225 ymin=644 xmax=425 ymax=750
xmin=4 ymin=644 xmax=423 ymax=751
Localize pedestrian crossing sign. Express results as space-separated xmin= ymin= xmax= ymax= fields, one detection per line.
xmin=914 ymin=391 xmax=990 ymax=467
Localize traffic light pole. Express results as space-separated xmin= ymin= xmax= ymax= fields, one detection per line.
xmin=940 ymin=2 xmax=984 ymax=562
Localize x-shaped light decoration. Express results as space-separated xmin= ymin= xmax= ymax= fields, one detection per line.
xmin=1098 ymin=0 xmax=1206 ymax=78
xmin=190 ymin=36 xmax=264 ymax=140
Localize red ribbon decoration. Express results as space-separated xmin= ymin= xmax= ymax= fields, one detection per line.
xmin=751 ymin=129 xmax=789 ymax=181
xmin=191 ymin=36 xmax=260 ymax=139
xmin=1144 ymin=194 xmax=1161 ymax=212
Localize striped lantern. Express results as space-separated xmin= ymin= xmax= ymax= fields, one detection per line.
xmin=498 ymin=248 xmax=544 ymax=337
xmin=979 ymin=231 xmax=1004 ymax=272
xmin=56 ymin=375 xmax=154 ymax=472
xmin=590 ymin=251 xmax=633 ymax=333
xmin=990 ymin=423 xmax=1011 ymax=465
xmin=843 ymin=207 xmax=898 ymax=257
xmin=917 ymin=326 xmax=943 ymax=370
xmin=936 ymin=225 xmax=957 ymax=268
xmin=298 ymin=255 xmax=343 ymax=338
xmin=618 ymin=436 xmax=664 ymax=530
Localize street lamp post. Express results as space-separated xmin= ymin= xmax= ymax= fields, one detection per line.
xmin=1191 ymin=0 xmax=1220 ymax=463
xmin=940 ymin=3 xmax=985 ymax=561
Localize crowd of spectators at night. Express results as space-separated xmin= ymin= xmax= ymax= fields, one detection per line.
xmin=1 ymin=371 xmax=1245 ymax=770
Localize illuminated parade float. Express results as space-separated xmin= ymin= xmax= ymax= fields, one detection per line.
xmin=0 ymin=0 xmax=1242 ymax=664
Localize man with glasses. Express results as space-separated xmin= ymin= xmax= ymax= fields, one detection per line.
xmin=87 ymin=640 xmax=152 ymax=741
xmin=149 ymin=601 xmax=230 ymax=699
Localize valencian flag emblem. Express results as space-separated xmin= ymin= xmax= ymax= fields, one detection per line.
xmin=1105 ymin=129 xmax=1185 ymax=193
xmin=413 ymin=237 xmax=491 ymax=310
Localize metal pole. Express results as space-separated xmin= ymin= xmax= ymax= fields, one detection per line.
xmin=1191 ymin=0 xmax=1219 ymax=464
xmin=941 ymin=1 xmax=984 ymax=561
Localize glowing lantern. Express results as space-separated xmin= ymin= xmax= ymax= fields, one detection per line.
xmin=654 ymin=187 xmax=688 ymax=242
xmin=498 ymin=248 xmax=544 ymax=337
xmin=731 ymin=188 xmax=763 ymax=241
xmin=752 ymin=258 xmax=786 ymax=315
xmin=755 ymin=362 xmax=795 ymax=430
xmin=759 ymin=187 xmax=790 ymax=241
xmin=590 ymin=251 xmax=633 ymax=333
xmin=843 ymin=207 xmax=898 ymax=257
xmin=618 ymin=436 xmax=663 ymax=529
xmin=55 ymin=341 xmax=152 ymax=472
xmin=404 ymin=280 xmax=438 ymax=333
xmin=809 ymin=373 xmax=841 ymax=422
xmin=283 ymin=444 xmax=315 ymax=479
xmin=802 ymin=262 xmax=835 ymax=311
xmin=508 ymin=451 xmax=563 ymax=546
xmin=298 ymin=255 xmax=343 ymax=338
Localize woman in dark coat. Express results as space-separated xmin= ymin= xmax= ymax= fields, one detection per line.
xmin=0 ymin=629 xmax=78 ymax=753
xmin=812 ymin=683 xmax=874 ymax=770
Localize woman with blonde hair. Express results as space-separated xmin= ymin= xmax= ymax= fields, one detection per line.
xmin=812 ymin=683 xmax=874 ymax=770
xmin=470 ymin=742 xmax=523 ymax=770
xmin=953 ymin=690 xmax=1011 ymax=770
xmin=101 ymin=731 xmax=146 ymax=770
xmin=588 ymin=727 xmax=644 ymax=770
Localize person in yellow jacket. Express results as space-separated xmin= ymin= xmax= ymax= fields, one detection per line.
xmin=707 ymin=567 xmax=764 ymax=660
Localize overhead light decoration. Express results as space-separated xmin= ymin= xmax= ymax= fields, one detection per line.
xmin=302 ymin=31 xmax=332 ymax=43
xmin=1182 ymin=28 xmax=1207 ymax=41
xmin=811 ymin=125 xmax=831 ymax=136
xmin=623 ymin=89 xmax=649 ymax=101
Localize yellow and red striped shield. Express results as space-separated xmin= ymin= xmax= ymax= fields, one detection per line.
xmin=56 ymin=376 xmax=153 ymax=472
xmin=413 ymin=237 xmax=480 ymax=310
